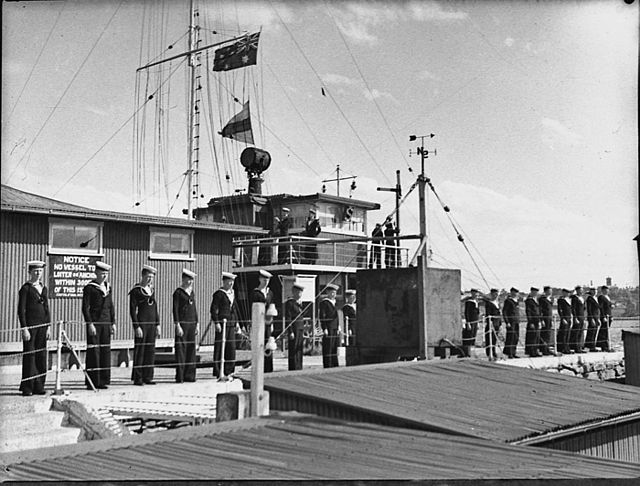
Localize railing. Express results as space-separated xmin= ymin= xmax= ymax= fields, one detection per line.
xmin=233 ymin=235 xmax=411 ymax=270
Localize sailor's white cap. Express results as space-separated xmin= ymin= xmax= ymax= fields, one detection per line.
xmin=222 ymin=271 xmax=237 ymax=280
xmin=142 ymin=264 xmax=157 ymax=274
xmin=182 ymin=269 xmax=197 ymax=279
xmin=345 ymin=289 xmax=356 ymax=296
xmin=325 ymin=283 xmax=339 ymax=291
xmin=95 ymin=261 xmax=112 ymax=271
xmin=292 ymin=282 xmax=305 ymax=291
xmin=259 ymin=269 xmax=273 ymax=278
xmin=281 ymin=207 xmax=290 ymax=212
xmin=27 ymin=260 xmax=46 ymax=269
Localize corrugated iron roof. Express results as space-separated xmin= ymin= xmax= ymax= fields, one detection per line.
xmin=258 ymin=360 xmax=640 ymax=443
xmin=1 ymin=184 xmax=264 ymax=234
xmin=2 ymin=414 xmax=639 ymax=480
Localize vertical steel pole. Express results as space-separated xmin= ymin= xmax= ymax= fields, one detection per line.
xmin=54 ymin=321 xmax=64 ymax=395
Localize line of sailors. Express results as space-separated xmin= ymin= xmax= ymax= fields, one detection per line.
xmin=463 ymin=285 xmax=613 ymax=359
xmin=17 ymin=260 xmax=357 ymax=395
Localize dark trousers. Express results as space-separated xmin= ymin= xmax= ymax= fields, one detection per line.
xmin=175 ymin=322 xmax=197 ymax=382
xmin=278 ymin=240 xmax=296 ymax=264
xmin=213 ymin=323 xmax=236 ymax=378
xmin=322 ymin=329 xmax=339 ymax=368
xmin=369 ymin=247 xmax=381 ymax=269
xmin=132 ymin=323 xmax=156 ymax=383
xmin=384 ymin=245 xmax=397 ymax=268
xmin=20 ymin=326 xmax=48 ymax=394
xmin=539 ymin=317 xmax=552 ymax=354
xmin=462 ymin=321 xmax=478 ymax=357
xmin=288 ymin=330 xmax=304 ymax=371
xmin=86 ymin=323 xmax=111 ymax=388
xmin=596 ymin=316 xmax=611 ymax=351
xmin=525 ymin=319 xmax=541 ymax=356
xmin=503 ymin=321 xmax=519 ymax=357
xmin=484 ymin=319 xmax=500 ymax=358
xmin=301 ymin=243 xmax=318 ymax=264
xmin=585 ymin=316 xmax=600 ymax=350
xmin=570 ymin=317 xmax=585 ymax=351
xmin=556 ymin=318 xmax=571 ymax=353
xmin=264 ymin=352 xmax=274 ymax=373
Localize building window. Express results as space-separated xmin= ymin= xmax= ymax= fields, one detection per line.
xmin=49 ymin=218 xmax=103 ymax=255
xmin=149 ymin=227 xmax=194 ymax=260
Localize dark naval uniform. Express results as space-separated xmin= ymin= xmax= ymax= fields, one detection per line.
xmin=369 ymin=224 xmax=383 ymax=269
xmin=277 ymin=216 xmax=294 ymax=264
xmin=342 ymin=302 xmax=357 ymax=346
xmin=502 ymin=297 xmax=520 ymax=358
xmin=384 ymin=223 xmax=398 ymax=268
xmin=82 ymin=281 xmax=115 ymax=388
xmin=210 ymin=288 xmax=237 ymax=377
xmin=585 ymin=294 xmax=601 ymax=351
xmin=173 ymin=288 xmax=198 ymax=382
xmin=524 ymin=296 xmax=541 ymax=357
xmin=483 ymin=299 xmax=501 ymax=359
xmin=538 ymin=294 xmax=554 ymax=355
xmin=556 ymin=296 xmax=573 ymax=353
xmin=319 ymin=297 xmax=339 ymax=368
xmin=285 ymin=298 xmax=305 ymax=370
xmin=463 ymin=299 xmax=480 ymax=357
xmin=129 ymin=285 xmax=159 ymax=384
xmin=302 ymin=217 xmax=321 ymax=264
xmin=570 ymin=294 xmax=586 ymax=352
xmin=597 ymin=294 xmax=612 ymax=351
xmin=251 ymin=287 xmax=275 ymax=373
xmin=18 ymin=282 xmax=50 ymax=395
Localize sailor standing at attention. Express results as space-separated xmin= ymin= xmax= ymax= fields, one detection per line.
xmin=82 ymin=261 xmax=116 ymax=390
xmin=597 ymin=285 xmax=613 ymax=352
xmin=285 ymin=282 xmax=306 ymax=371
xmin=585 ymin=287 xmax=601 ymax=351
xmin=502 ymin=288 xmax=521 ymax=359
xmin=556 ymin=288 xmax=573 ymax=354
xmin=210 ymin=272 xmax=238 ymax=378
xmin=18 ymin=260 xmax=50 ymax=396
xmin=462 ymin=289 xmax=480 ymax=357
xmin=319 ymin=283 xmax=340 ymax=368
xmin=524 ymin=287 xmax=542 ymax=357
xmin=342 ymin=289 xmax=357 ymax=346
xmin=129 ymin=265 xmax=160 ymax=386
xmin=483 ymin=288 xmax=501 ymax=359
xmin=537 ymin=286 xmax=554 ymax=355
xmin=250 ymin=269 xmax=276 ymax=373
xmin=570 ymin=285 xmax=586 ymax=353
xmin=173 ymin=269 xmax=199 ymax=383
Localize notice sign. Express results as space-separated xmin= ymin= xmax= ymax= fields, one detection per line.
xmin=49 ymin=255 xmax=100 ymax=298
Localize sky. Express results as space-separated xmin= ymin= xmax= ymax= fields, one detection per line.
xmin=2 ymin=0 xmax=638 ymax=291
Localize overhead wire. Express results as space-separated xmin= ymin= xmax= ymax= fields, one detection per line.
xmin=5 ymin=0 xmax=125 ymax=185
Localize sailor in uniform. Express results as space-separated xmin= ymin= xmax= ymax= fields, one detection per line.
xmin=502 ymin=287 xmax=521 ymax=358
xmin=556 ymin=288 xmax=573 ymax=354
xmin=383 ymin=220 xmax=398 ymax=268
xmin=483 ymin=288 xmax=501 ymax=359
xmin=129 ymin=265 xmax=160 ymax=385
xmin=570 ymin=285 xmax=586 ymax=353
xmin=597 ymin=285 xmax=613 ymax=352
xmin=210 ymin=271 xmax=238 ymax=378
xmin=524 ymin=287 xmax=542 ymax=357
xmin=319 ymin=283 xmax=340 ymax=368
xmin=18 ymin=260 xmax=50 ymax=396
xmin=302 ymin=208 xmax=321 ymax=264
xmin=538 ymin=286 xmax=554 ymax=355
xmin=369 ymin=223 xmax=383 ymax=269
xmin=342 ymin=289 xmax=357 ymax=346
xmin=462 ymin=289 xmax=480 ymax=357
xmin=285 ymin=282 xmax=305 ymax=371
xmin=82 ymin=261 xmax=115 ymax=389
xmin=173 ymin=269 xmax=198 ymax=383
xmin=250 ymin=269 xmax=276 ymax=373
xmin=585 ymin=287 xmax=601 ymax=351
xmin=277 ymin=207 xmax=294 ymax=264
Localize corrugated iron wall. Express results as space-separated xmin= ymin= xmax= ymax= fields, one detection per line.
xmin=1 ymin=212 xmax=233 ymax=349
xmin=535 ymin=420 xmax=640 ymax=464
xmin=623 ymin=331 xmax=640 ymax=386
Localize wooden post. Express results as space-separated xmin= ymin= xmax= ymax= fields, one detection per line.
xmin=417 ymin=255 xmax=429 ymax=359
xmin=53 ymin=321 xmax=64 ymax=395
xmin=250 ymin=302 xmax=266 ymax=417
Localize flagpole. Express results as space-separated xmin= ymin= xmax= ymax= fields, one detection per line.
xmin=186 ymin=0 xmax=197 ymax=220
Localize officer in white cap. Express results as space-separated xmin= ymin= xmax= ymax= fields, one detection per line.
xmin=302 ymin=208 xmax=321 ymax=264
xmin=285 ymin=282 xmax=306 ymax=371
xmin=277 ymin=207 xmax=294 ymax=264
xmin=82 ymin=261 xmax=115 ymax=390
xmin=18 ymin=260 xmax=50 ymax=396
xmin=129 ymin=265 xmax=160 ymax=385
xmin=251 ymin=269 xmax=276 ymax=372
xmin=210 ymin=271 xmax=238 ymax=379
xmin=173 ymin=269 xmax=199 ymax=383
xmin=319 ymin=283 xmax=340 ymax=368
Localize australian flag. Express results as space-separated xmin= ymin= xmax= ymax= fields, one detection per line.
xmin=213 ymin=32 xmax=260 ymax=72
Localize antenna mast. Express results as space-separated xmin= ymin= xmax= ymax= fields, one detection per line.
xmin=186 ymin=0 xmax=201 ymax=219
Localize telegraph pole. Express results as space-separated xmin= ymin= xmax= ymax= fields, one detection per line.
xmin=322 ymin=164 xmax=357 ymax=198
xmin=377 ymin=169 xmax=402 ymax=234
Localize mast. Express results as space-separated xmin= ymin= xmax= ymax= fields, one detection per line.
xmin=186 ymin=0 xmax=201 ymax=219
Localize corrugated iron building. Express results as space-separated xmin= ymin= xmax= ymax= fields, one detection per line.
xmin=2 ymin=414 xmax=639 ymax=481
xmin=253 ymin=360 xmax=640 ymax=463
xmin=623 ymin=330 xmax=640 ymax=386
xmin=0 ymin=185 xmax=262 ymax=352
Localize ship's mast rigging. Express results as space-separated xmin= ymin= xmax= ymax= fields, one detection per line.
xmin=186 ymin=0 xmax=201 ymax=219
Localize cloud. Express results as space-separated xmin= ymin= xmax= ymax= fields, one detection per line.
xmin=504 ymin=37 xmax=515 ymax=47
xmin=322 ymin=73 xmax=358 ymax=86
xmin=203 ymin=2 xmax=294 ymax=32
xmin=322 ymin=73 xmax=397 ymax=103
xmin=541 ymin=117 xmax=583 ymax=149
xmin=363 ymin=88 xmax=397 ymax=103
xmin=331 ymin=1 xmax=468 ymax=45
xmin=418 ymin=69 xmax=438 ymax=81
